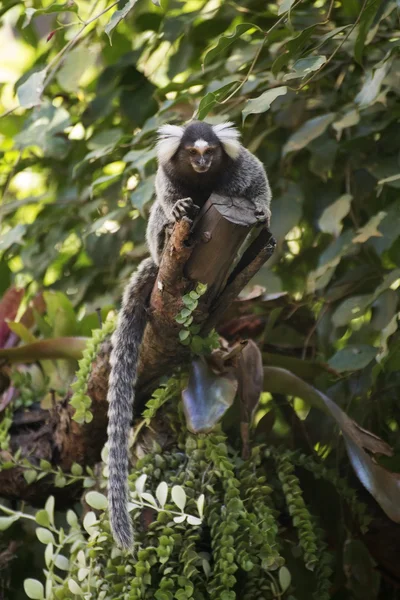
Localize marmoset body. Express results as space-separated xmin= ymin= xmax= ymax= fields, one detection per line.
xmin=107 ymin=121 xmax=272 ymax=549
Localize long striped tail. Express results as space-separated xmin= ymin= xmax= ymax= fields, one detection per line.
xmin=107 ymin=258 xmax=158 ymax=549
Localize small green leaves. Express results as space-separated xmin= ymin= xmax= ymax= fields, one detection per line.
xmin=69 ymin=316 xmax=116 ymax=424
xmin=176 ymin=282 xmax=209 ymax=349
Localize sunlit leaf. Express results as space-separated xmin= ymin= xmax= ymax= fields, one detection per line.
xmin=318 ymin=194 xmax=352 ymax=237
xmin=17 ymin=69 xmax=47 ymax=108
xmin=352 ymin=211 xmax=386 ymax=243
xmin=105 ymin=0 xmax=138 ymax=43
xmin=0 ymin=225 xmax=27 ymax=252
xmin=242 ymin=86 xmax=287 ymax=122
xmin=57 ymin=44 xmax=98 ymax=93
xmin=278 ymin=0 xmax=295 ymax=15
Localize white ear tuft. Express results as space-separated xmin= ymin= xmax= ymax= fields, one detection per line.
xmin=212 ymin=121 xmax=241 ymax=159
xmin=157 ymin=124 xmax=184 ymax=164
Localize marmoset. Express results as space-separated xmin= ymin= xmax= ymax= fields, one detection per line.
xmin=107 ymin=120 xmax=272 ymax=549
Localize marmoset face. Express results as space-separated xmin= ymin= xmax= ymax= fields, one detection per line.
xmin=185 ymin=140 xmax=222 ymax=173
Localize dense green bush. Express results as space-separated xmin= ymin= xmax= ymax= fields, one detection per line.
xmin=1 ymin=0 xmax=400 ymax=598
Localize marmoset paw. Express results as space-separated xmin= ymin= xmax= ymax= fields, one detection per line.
xmin=172 ymin=198 xmax=199 ymax=222
xmin=255 ymin=208 xmax=268 ymax=223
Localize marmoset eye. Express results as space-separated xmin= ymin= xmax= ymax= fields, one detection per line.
xmin=189 ymin=149 xmax=197 ymax=156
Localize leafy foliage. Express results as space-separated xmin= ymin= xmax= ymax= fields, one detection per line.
xmin=1 ymin=0 xmax=400 ymax=597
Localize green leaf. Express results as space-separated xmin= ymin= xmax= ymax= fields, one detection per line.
xmin=0 ymin=515 xmax=19 ymax=531
xmin=354 ymin=0 xmax=381 ymax=64
xmin=328 ymin=345 xmax=378 ymax=372
xmin=332 ymin=295 xmax=371 ymax=327
xmin=242 ymin=86 xmax=287 ymax=123
xmin=24 ymin=469 xmax=37 ymax=484
xmin=56 ymin=44 xmax=97 ymax=93
xmin=45 ymin=496 xmax=55 ymax=525
xmin=36 ymin=528 xmax=55 ymax=545
xmin=85 ymin=491 xmax=108 ymax=510
xmin=7 ymin=321 xmax=36 ymax=343
xmin=353 ymin=211 xmax=386 ymax=243
xmin=0 ymin=224 xmax=27 ymax=251
xmin=17 ymin=69 xmax=47 ymax=108
xmin=272 ymin=24 xmax=317 ymax=75
xmin=197 ymin=82 xmax=238 ymax=120
xmin=279 ymin=566 xmax=291 ymax=593
xmin=68 ymin=579 xmax=84 ymax=596
xmin=278 ymin=0 xmax=295 ymax=15
xmin=83 ymin=511 xmax=97 ymax=535
xmin=263 ymin=366 xmax=400 ymax=523
xmin=14 ymin=103 xmax=71 ymax=159
xmin=179 ymin=329 xmax=190 ymax=342
xmin=355 ymin=60 xmax=392 ymax=107
xmin=203 ymin=23 xmax=259 ymax=66
xmin=171 ymin=485 xmax=187 ymax=510
xmin=23 ymin=2 xmax=78 ymax=27
xmin=54 ymin=554 xmax=69 ymax=570
xmin=24 ymin=579 xmax=44 ymax=600
xmin=105 ymin=0 xmax=138 ymax=43
xmin=130 ymin=177 xmax=155 ymax=215
xmin=318 ymin=194 xmax=352 ymax=236
xmin=35 ymin=510 xmax=50 ymax=528
xmin=71 ymin=463 xmax=83 ymax=476
xmin=283 ymin=113 xmax=335 ymax=156
xmin=156 ymin=481 xmax=168 ymax=507
xmin=284 ymin=55 xmax=326 ymax=80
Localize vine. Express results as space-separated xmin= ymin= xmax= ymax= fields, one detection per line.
xmin=69 ymin=315 xmax=116 ymax=424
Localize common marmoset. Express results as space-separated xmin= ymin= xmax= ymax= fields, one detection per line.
xmin=107 ymin=120 xmax=272 ymax=549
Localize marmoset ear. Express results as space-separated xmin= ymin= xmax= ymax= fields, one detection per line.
xmin=157 ymin=124 xmax=185 ymax=163
xmin=212 ymin=122 xmax=241 ymax=159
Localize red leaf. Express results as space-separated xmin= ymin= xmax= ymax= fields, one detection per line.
xmin=0 ymin=287 xmax=24 ymax=347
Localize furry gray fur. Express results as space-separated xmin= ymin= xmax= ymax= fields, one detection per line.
xmin=107 ymin=120 xmax=271 ymax=549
